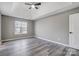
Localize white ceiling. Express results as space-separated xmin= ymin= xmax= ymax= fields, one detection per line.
xmin=0 ymin=2 xmax=79 ymax=20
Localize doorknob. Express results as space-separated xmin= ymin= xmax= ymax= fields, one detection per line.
xmin=69 ymin=32 xmax=73 ymax=34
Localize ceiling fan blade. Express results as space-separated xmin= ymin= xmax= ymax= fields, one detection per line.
xmin=35 ymin=7 xmax=38 ymax=9
xmin=25 ymin=3 xmax=32 ymax=5
xmin=35 ymin=3 xmax=41 ymax=5
xmin=29 ymin=7 xmax=32 ymax=9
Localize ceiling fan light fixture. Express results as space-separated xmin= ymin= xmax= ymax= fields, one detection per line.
xmin=25 ymin=2 xmax=41 ymax=9
xmin=31 ymin=5 xmax=35 ymax=8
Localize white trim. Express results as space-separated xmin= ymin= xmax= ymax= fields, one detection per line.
xmin=36 ymin=36 xmax=69 ymax=46
xmin=35 ymin=36 xmax=79 ymax=50
xmin=1 ymin=36 xmax=34 ymax=42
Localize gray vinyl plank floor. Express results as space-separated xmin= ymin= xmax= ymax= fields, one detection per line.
xmin=0 ymin=38 xmax=79 ymax=56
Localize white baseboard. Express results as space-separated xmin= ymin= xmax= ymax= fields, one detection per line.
xmin=35 ymin=36 xmax=79 ymax=50
xmin=2 ymin=36 xmax=34 ymax=42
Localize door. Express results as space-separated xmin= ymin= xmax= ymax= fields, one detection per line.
xmin=0 ymin=14 xmax=1 ymax=45
xmin=69 ymin=13 xmax=79 ymax=49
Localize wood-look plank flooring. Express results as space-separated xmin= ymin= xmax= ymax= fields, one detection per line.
xmin=0 ymin=38 xmax=79 ymax=56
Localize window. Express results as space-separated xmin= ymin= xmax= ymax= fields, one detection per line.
xmin=15 ymin=21 xmax=27 ymax=34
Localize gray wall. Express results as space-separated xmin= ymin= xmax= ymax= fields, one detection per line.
xmin=1 ymin=15 xmax=34 ymax=40
xmin=35 ymin=7 xmax=79 ymax=45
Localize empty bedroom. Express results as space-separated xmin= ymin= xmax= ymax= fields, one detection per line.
xmin=0 ymin=2 xmax=79 ymax=56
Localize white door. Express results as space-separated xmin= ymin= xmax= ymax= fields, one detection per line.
xmin=69 ymin=13 xmax=79 ymax=49
xmin=0 ymin=14 xmax=1 ymax=45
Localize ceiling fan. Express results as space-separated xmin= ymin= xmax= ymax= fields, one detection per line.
xmin=25 ymin=2 xmax=41 ymax=9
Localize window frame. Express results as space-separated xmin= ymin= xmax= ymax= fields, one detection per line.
xmin=14 ymin=21 xmax=27 ymax=35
